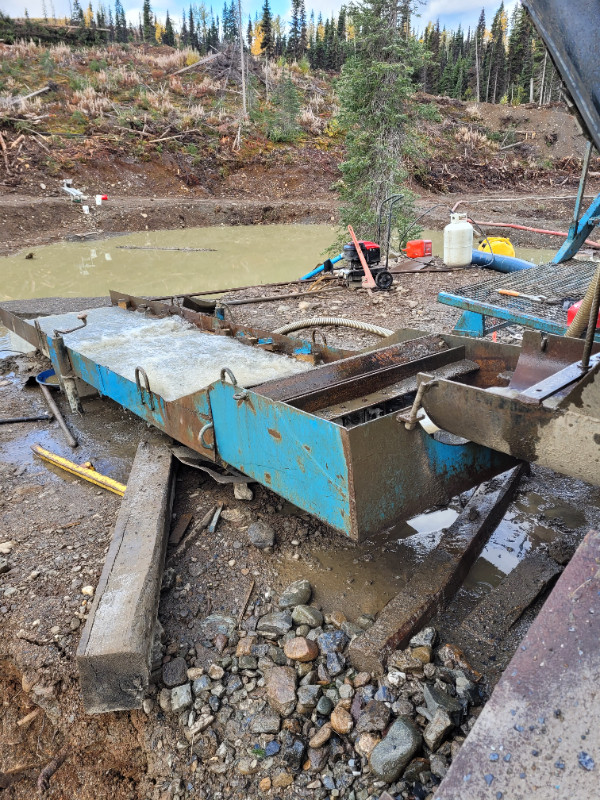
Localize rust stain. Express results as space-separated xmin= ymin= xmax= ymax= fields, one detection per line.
xmin=303 ymin=444 xmax=311 ymax=453
xmin=264 ymin=472 xmax=272 ymax=483
xmin=267 ymin=428 xmax=282 ymax=441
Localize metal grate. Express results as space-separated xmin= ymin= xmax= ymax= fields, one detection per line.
xmin=456 ymin=261 xmax=599 ymax=324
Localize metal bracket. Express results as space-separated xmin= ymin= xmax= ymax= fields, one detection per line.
xmin=397 ymin=373 xmax=437 ymax=430
xmin=199 ymin=422 xmax=215 ymax=451
xmin=311 ymin=329 xmax=328 ymax=347
xmin=135 ymin=366 xmax=155 ymax=410
xmin=220 ymin=367 xmax=248 ymax=400
xmin=53 ymin=312 xmax=88 ymax=338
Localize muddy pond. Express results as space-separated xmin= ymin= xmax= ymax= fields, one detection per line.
xmin=0 ymin=224 xmax=558 ymax=303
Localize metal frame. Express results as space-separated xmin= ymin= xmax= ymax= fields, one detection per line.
xmin=1 ymin=295 xmax=516 ymax=541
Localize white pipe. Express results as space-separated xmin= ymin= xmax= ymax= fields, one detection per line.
xmin=273 ymin=317 xmax=394 ymax=337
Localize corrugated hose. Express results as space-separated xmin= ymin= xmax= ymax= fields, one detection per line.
xmin=565 ymin=266 xmax=600 ymax=338
xmin=273 ymin=317 xmax=394 ymax=337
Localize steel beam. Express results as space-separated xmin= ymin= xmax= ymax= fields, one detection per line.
xmin=436 ymin=528 xmax=600 ymax=800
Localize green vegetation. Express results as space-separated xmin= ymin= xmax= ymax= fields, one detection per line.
xmin=336 ymin=0 xmax=422 ymax=244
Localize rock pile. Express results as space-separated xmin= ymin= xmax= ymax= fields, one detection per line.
xmin=150 ymin=579 xmax=483 ymax=799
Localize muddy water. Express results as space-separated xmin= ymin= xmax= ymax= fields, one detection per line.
xmin=0 ymin=224 xmax=338 ymax=302
xmin=276 ymin=488 xmax=593 ymax=622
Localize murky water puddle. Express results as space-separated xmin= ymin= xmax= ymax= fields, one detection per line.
xmin=0 ymin=377 xmax=142 ymax=485
xmin=276 ymin=489 xmax=589 ymax=622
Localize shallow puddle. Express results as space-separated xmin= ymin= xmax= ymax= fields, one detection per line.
xmin=276 ymin=486 xmax=591 ymax=622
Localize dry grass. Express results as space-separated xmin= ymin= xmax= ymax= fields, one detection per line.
xmin=146 ymin=85 xmax=176 ymax=114
xmin=300 ymin=107 xmax=326 ymax=135
xmin=137 ymin=48 xmax=198 ymax=70
xmin=455 ymin=126 xmax=496 ymax=151
xmin=72 ymin=85 xmax=111 ymax=116
xmin=465 ymin=103 xmax=483 ymax=121
xmin=7 ymin=39 xmax=39 ymax=58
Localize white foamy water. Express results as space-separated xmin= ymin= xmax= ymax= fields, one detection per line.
xmin=33 ymin=306 xmax=312 ymax=401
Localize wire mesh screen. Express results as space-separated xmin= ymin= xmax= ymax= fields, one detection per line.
xmin=456 ymin=261 xmax=599 ymax=324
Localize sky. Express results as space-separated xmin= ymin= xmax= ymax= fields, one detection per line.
xmin=0 ymin=0 xmax=518 ymax=33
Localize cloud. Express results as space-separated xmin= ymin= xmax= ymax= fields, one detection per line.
xmin=421 ymin=0 xmax=518 ymax=26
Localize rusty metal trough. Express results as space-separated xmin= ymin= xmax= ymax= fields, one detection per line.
xmin=1 ymin=292 xmax=517 ymax=541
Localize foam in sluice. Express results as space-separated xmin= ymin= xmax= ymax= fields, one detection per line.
xmin=33 ymin=306 xmax=312 ymax=401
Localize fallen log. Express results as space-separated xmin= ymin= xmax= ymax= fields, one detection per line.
xmin=171 ymin=51 xmax=220 ymax=76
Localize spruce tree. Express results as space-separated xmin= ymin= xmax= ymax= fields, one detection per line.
xmin=288 ymin=0 xmax=300 ymax=59
xmin=163 ymin=10 xmax=175 ymax=46
xmin=142 ymin=0 xmax=153 ymax=42
xmin=337 ymin=0 xmax=423 ymax=243
xmin=260 ymin=0 xmax=273 ymax=58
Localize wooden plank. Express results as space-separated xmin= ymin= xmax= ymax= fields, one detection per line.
xmin=76 ymin=434 xmax=175 ymax=714
xmin=461 ymin=550 xmax=562 ymax=645
xmin=347 ymin=465 xmax=526 ymax=675
xmin=168 ymin=512 xmax=193 ymax=546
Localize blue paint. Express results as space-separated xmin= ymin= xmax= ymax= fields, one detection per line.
xmin=441 ymin=292 xmax=600 ymax=343
xmin=453 ymin=309 xmax=487 ymax=338
xmin=553 ymin=192 xmax=600 ymax=263
xmin=209 ymin=382 xmax=353 ymax=535
xmin=471 ymin=250 xmax=535 ymax=272
xmin=300 ymin=253 xmax=343 ymax=281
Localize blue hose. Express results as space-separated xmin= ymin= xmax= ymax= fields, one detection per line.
xmin=301 ymin=254 xmax=343 ymax=281
xmin=471 ymin=249 xmax=535 ymax=273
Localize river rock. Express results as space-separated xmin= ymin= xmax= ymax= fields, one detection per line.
xmin=330 ymin=705 xmax=354 ymax=735
xmin=251 ymin=710 xmax=281 ymax=734
xmin=284 ymin=636 xmax=319 ymax=662
xmin=170 ymin=683 xmax=193 ymax=714
xmin=0 ymin=558 xmax=10 ymax=575
xmin=356 ymin=700 xmax=391 ymax=733
xmin=279 ymin=579 xmax=312 ymax=608
xmin=247 ymin=521 xmax=275 ymax=550
xmin=265 ymin=666 xmax=297 ymax=717
xmin=281 ymin=734 xmax=306 ymax=772
xmin=291 ymin=605 xmax=324 ymax=627
xmin=423 ymin=708 xmax=454 ymax=751
xmin=326 ymin=651 xmax=345 ymax=676
xmin=308 ymin=746 xmax=329 ymax=771
xmin=454 ymin=670 xmax=479 ymax=705
xmin=297 ymin=685 xmax=321 ymax=709
xmin=257 ymin=611 xmax=293 ymax=638
xmin=316 ymin=695 xmax=334 ymax=716
xmin=423 ymin=684 xmax=462 ymax=725
xmin=272 ymin=772 xmax=293 ymax=788
xmin=410 ymin=627 xmax=437 ymax=648
xmin=356 ymin=732 xmax=380 ymax=758
xmin=318 ymin=630 xmax=349 ymax=655
xmin=369 ymin=718 xmax=422 ymax=783
xmin=192 ymin=675 xmax=212 ymax=695
xmin=411 ymin=645 xmax=432 ymax=664
xmin=309 ymin=722 xmax=332 ymax=748
xmin=388 ymin=650 xmax=425 ymax=673
xmin=162 ymin=657 xmax=188 ymax=688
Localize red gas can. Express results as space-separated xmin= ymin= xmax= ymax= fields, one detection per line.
xmin=567 ymin=300 xmax=600 ymax=328
xmin=405 ymin=239 xmax=433 ymax=258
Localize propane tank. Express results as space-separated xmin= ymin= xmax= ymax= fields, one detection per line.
xmin=443 ymin=213 xmax=474 ymax=267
